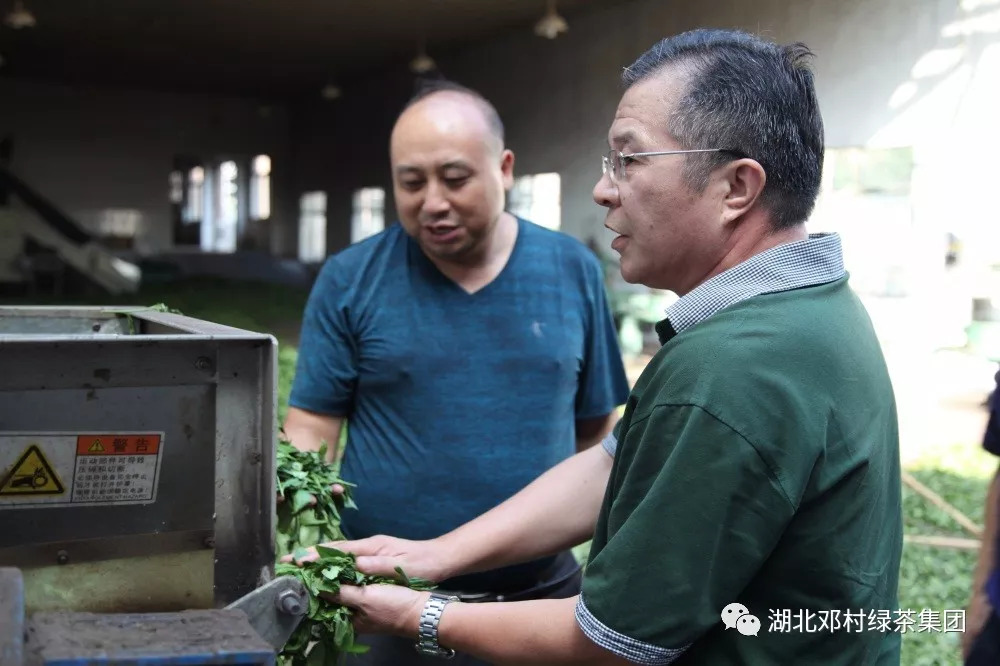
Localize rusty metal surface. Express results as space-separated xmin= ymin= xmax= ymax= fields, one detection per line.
xmin=22 ymin=550 xmax=214 ymax=614
xmin=0 ymin=568 xmax=24 ymax=666
xmin=0 ymin=529 xmax=212 ymax=569
xmin=25 ymin=609 xmax=274 ymax=666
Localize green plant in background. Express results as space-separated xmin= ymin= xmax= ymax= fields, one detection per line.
xmin=278 ymin=346 xmax=299 ymax=423
xmin=898 ymin=446 xmax=994 ymax=666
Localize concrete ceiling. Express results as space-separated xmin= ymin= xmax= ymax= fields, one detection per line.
xmin=0 ymin=0 xmax=630 ymax=97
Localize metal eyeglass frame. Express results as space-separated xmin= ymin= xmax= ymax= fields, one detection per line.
xmin=602 ymin=148 xmax=744 ymax=182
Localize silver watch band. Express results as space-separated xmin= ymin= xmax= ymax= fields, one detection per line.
xmin=415 ymin=593 xmax=459 ymax=658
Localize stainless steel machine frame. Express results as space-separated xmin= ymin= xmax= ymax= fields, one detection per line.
xmin=0 ymin=306 xmax=277 ymax=612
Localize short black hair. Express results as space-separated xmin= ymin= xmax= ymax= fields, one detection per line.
xmin=623 ymin=29 xmax=825 ymax=229
xmin=401 ymin=78 xmax=505 ymax=148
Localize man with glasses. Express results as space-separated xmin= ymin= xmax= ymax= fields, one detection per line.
xmin=284 ymin=79 xmax=630 ymax=665
xmin=292 ymin=28 xmax=902 ymax=665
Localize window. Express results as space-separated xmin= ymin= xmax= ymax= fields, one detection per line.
xmin=213 ymin=161 xmax=239 ymax=253
xmin=250 ymin=154 xmax=271 ymax=220
xmin=97 ymin=209 xmax=143 ymax=238
xmin=508 ymin=173 xmax=561 ymax=230
xmin=183 ymin=166 xmax=205 ymax=223
xmin=351 ymin=188 xmax=385 ymax=243
xmin=299 ymin=192 xmax=327 ymax=263
xmin=168 ymin=171 xmax=184 ymax=204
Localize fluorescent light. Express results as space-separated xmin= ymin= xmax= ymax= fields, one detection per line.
xmin=534 ymin=0 xmax=568 ymax=39
xmin=5 ymin=1 xmax=36 ymax=29
xmin=321 ymin=84 xmax=342 ymax=100
xmin=409 ymin=38 xmax=437 ymax=74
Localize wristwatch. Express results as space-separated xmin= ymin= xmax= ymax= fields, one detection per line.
xmin=414 ymin=593 xmax=459 ymax=658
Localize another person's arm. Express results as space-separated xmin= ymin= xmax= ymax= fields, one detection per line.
xmin=965 ymin=463 xmax=1000 ymax=658
xmin=337 ymin=586 xmax=632 ymax=665
xmin=963 ymin=378 xmax=1000 ymax=658
xmin=286 ymin=259 xmax=357 ymax=463
xmin=283 ymin=407 xmax=344 ymax=461
xmin=292 ymin=439 xmax=614 ymax=581
xmin=434 ymin=440 xmax=613 ymax=577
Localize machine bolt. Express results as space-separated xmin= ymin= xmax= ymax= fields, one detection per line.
xmin=276 ymin=589 xmax=306 ymax=616
xmin=56 ymin=550 xmax=69 ymax=565
xmin=195 ymin=357 xmax=213 ymax=372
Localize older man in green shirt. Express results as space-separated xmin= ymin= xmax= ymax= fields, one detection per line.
xmin=292 ymin=28 xmax=903 ymax=665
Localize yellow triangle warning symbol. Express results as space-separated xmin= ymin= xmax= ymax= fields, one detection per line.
xmin=88 ymin=439 xmax=104 ymax=453
xmin=0 ymin=445 xmax=65 ymax=496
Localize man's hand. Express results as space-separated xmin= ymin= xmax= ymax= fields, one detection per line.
xmin=333 ymin=584 xmax=431 ymax=637
xmin=963 ymin=591 xmax=992 ymax=658
xmin=283 ymin=535 xmax=454 ymax=583
xmin=276 ymin=483 xmax=346 ymax=506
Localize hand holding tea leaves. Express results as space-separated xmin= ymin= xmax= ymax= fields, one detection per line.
xmin=276 ymin=438 xmax=438 ymax=666
xmin=276 ymin=437 xmax=356 ymax=559
xmin=275 ymin=546 xmax=435 ymax=666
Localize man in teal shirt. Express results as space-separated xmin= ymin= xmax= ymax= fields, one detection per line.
xmin=293 ymin=28 xmax=903 ymax=665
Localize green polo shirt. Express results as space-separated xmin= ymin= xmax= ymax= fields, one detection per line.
xmin=576 ymin=240 xmax=902 ymax=664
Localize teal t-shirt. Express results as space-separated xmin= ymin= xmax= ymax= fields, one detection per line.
xmin=580 ymin=277 xmax=903 ymax=665
xmin=291 ymin=219 xmax=630 ymax=592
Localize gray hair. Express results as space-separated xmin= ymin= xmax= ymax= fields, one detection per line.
xmin=623 ymin=29 xmax=825 ymax=229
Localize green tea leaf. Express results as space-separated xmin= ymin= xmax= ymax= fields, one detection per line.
xmin=291 ymin=489 xmax=314 ymax=514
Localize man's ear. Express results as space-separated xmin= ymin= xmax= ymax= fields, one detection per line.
xmin=500 ymin=149 xmax=515 ymax=190
xmin=720 ymin=158 xmax=766 ymax=224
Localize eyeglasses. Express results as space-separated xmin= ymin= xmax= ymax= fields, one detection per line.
xmin=601 ymin=148 xmax=738 ymax=183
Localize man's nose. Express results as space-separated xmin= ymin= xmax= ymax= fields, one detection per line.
xmin=593 ymin=172 xmax=619 ymax=209
xmin=422 ymin=180 xmax=451 ymax=215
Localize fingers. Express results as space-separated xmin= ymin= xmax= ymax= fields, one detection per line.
xmin=332 ymin=483 xmax=345 ymax=496
xmin=275 ymin=492 xmax=318 ymax=506
xmin=278 ymin=547 xmax=310 ymax=564
xmin=279 ymin=543 xmax=335 ymax=564
xmin=331 ymin=583 xmax=362 ymax=607
xmin=277 ymin=535 xmax=397 ymax=567
xmin=354 ymin=555 xmax=404 ymax=578
xmin=323 ymin=536 xmax=387 ymax=558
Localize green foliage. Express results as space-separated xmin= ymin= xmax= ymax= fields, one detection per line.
xmin=278 ymin=346 xmax=299 ymax=424
xmin=276 ymin=437 xmax=356 ymax=560
xmin=898 ymin=456 xmax=994 ymax=666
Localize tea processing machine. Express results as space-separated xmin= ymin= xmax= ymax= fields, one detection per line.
xmin=0 ymin=306 xmax=304 ymax=666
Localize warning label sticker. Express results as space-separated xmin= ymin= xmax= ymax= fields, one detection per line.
xmin=0 ymin=432 xmax=163 ymax=508
xmin=0 ymin=445 xmax=65 ymax=496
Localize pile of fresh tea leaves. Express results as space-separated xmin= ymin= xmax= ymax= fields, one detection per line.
xmin=276 ymin=437 xmax=356 ymax=559
xmin=275 ymin=438 xmax=437 ymax=666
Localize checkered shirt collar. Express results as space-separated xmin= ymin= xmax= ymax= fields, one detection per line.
xmin=661 ymin=232 xmax=845 ymax=342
